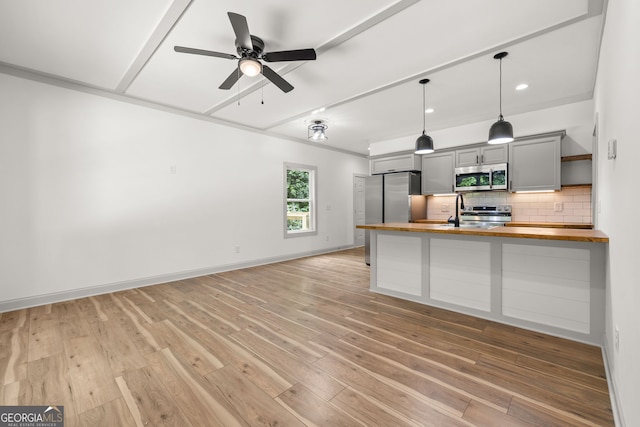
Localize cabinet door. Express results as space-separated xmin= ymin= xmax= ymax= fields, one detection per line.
xmin=480 ymin=145 xmax=508 ymax=164
xmin=509 ymin=136 xmax=561 ymax=191
xmin=371 ymin=153 xmax=421 ymax=174
xmin=455 ymin=148 xmax=480 ymax=167
xmin=421 ymin=151 xmax=455 ymax=195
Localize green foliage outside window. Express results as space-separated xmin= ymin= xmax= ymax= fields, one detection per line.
xmin=287 ymin=170 xmax=309 ymax=200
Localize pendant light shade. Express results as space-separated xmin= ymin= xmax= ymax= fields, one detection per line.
xmin=415 ymin=78 xmax=434 ymax=154
xmin=488 ymin=117 xmax=513 ymax=144
xmin=415 ymin=132 xmax=434 ymax=154
xmin=488 ymin=52 xmax=514 ymax=144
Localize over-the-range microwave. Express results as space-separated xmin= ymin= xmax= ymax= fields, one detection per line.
xmin=454 ymin=162 xmax=508 ymax=192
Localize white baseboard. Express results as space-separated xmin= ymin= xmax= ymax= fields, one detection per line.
xmin=602 ymin=345 xmax=625 ymax=426
xmin=0 ymin=245 xmax=355 ymax=313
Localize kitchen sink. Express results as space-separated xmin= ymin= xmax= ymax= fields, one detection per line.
xmin=437 ymin=223 xmax=500 ymax=230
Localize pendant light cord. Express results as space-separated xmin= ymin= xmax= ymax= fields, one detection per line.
xmin=422 ymin=82 xmax=426 ymax=133
xmin=499 ymin=57 xmax=503 ymax=120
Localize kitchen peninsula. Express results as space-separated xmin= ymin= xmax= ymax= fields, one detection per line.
xmin=357 ymin=223 xmax=609 ymax=345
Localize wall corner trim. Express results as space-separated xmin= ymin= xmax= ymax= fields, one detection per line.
xmin=602 ymin=345 xmax=625 ymax=426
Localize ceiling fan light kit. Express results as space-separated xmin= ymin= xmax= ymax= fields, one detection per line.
xmin=174 ymin=12 xmax=317 ymax=93
xmin=239 ymin=57 xmax=262 ymax=77
xmin=415 ymin=78 xmax=434 ymax=154
xmin=488 ymin=51 xmax=514 ymax=144
xmin=308 ymin=120 xmax=328 ymax=141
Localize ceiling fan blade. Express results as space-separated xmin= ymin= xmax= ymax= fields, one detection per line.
xmin=174 ymin=46 xmax=236 ymax=60
xmin=219 ymin=67 xmax=241 ymax=90
xmin=262 ymin=65 xmax=294 ymax=93
xmin=263 ymin=48 xmax=317 ymax=62
xmin=227 ymin=12 xmax=252 ymax=50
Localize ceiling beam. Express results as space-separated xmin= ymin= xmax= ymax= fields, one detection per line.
xmin=115 ymin=0 xmax=193 ymax=93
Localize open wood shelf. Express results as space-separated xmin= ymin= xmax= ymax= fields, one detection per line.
xmin=561 ymin=183 xmax=592 ymax=189
xmin=561 ymin=154 xmax=592 ymax=162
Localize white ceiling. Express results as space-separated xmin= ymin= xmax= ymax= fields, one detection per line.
xmin=0 ymin=0 xmax=604 ymax=155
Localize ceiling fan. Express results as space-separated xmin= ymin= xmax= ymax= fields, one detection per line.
xmin=174 ymin=12 xmax=317 ymax=93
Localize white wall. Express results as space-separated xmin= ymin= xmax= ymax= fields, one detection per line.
xmin=0 ymin=73 xmax=368 ymax=309
xmin=593 ymin=0 xmax=640 ymax=425
xmin=369 ymin=99 xmax=595 ymax=156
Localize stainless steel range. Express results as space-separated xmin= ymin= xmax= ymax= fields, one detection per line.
xmin=460 ymin=204 xmax=512 ymax=227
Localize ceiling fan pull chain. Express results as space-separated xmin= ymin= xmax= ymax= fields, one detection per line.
xmin=261 ymin=74 xmax=265 ymax=105
xmin=237 ymin=66 xmax=241 ymax=105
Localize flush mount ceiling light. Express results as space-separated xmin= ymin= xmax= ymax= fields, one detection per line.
xmin=488 ymin=52 xmax=514 ymax=145
xmin=415 ymin=78 xmax=434 ymax=154
xmin=238 ymin=57 xmax=262 ymax=77
xmin=308 ymin=120 xmax=328 ymax=141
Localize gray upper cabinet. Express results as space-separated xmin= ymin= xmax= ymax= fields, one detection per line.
xmin=370 ymin=153 xmax=421 ymax=175
xmin=509 ymin=135 xmax=561 ymax=192
xmin=421 ymin=151 xmax=455 ymax=195
xmin=455 ymin=145 xmax=508 ymax=167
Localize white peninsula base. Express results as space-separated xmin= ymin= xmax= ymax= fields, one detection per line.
xmin=368 ymin=230 xmax=606 ymax=345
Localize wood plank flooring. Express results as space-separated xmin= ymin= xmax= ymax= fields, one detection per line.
xmin=0 ymin=247 xmax=613 ymax=426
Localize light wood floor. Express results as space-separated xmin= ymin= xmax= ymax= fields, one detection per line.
xmin=0 ymin=247 xmax=613 ymax=426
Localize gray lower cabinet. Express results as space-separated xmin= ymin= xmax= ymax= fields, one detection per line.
xmin=421 ymin=151 xmax=454 ymax=195
xmin=509 ymin=135 xmax=561 ymax=191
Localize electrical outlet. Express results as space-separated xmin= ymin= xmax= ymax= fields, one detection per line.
xmin=554 ymin=202 xmax=563 ymax=212
xmin=441 ymin=204 xmax=450 ymax=212
xmin=615 ymin=326 xmax=620 ymax=352
xmin=235 ymin=245 xmax=240 ymax=253
xmin=608 ymin=139 xmax=617 ymax=160
xmin=170 ymin=164 xmax=177 ymax=174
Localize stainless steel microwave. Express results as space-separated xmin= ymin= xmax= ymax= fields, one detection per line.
xmin=454 ymin=163 xmax=508 ymax=192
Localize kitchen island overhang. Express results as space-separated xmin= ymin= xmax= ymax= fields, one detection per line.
xmin=357 ymin=223 xmax=609 ymax=345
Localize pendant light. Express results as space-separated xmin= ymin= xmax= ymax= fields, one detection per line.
xmin=415 ymin=78 xmax=434 ymax=154
xmin=488 ymin=52 xmax=514 ymax=144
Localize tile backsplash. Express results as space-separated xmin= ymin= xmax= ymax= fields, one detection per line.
xmin=427 ymin=187 xmax=592 ymax=224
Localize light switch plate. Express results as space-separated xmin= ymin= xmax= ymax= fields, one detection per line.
xmin=608 ymin=139 xmax=617 ymax=159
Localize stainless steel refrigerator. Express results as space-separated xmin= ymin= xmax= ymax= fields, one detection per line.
xmin=364 ymin=171 xmax=426 ymax=264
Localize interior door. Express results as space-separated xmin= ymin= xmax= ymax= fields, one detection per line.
xmin=353 ymin=175 xmax=366 ymax=247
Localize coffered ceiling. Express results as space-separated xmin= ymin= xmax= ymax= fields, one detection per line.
xmin=0 ymin=0 xmax=605 ymax=155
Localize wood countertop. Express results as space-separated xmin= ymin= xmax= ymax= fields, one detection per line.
xmin=506 ymin=222 xmax=593 ymax=229
xmin=415 ymin=219 xmax=593 ymax=229
xmin=357 ymin=222 xmax=609 ymax=243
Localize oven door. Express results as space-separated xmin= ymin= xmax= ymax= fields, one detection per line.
xmin=454 ymin=163 xmax=507 ymax=192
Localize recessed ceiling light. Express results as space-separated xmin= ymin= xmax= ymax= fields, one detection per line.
xmin=516 ymin=83 xmax=529 ymax=91
xmin=425 ymin=108 xmax=435 ymax=114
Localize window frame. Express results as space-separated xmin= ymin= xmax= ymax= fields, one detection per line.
xmin=284 ymin=162 xmax=317 ymax=238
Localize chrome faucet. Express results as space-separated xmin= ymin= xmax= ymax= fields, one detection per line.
xmin=447 ymin=193 xmax=465 ymax=227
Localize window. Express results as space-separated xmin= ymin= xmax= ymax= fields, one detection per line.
xmin=284 ymin=163 xmax=317 ymax=237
